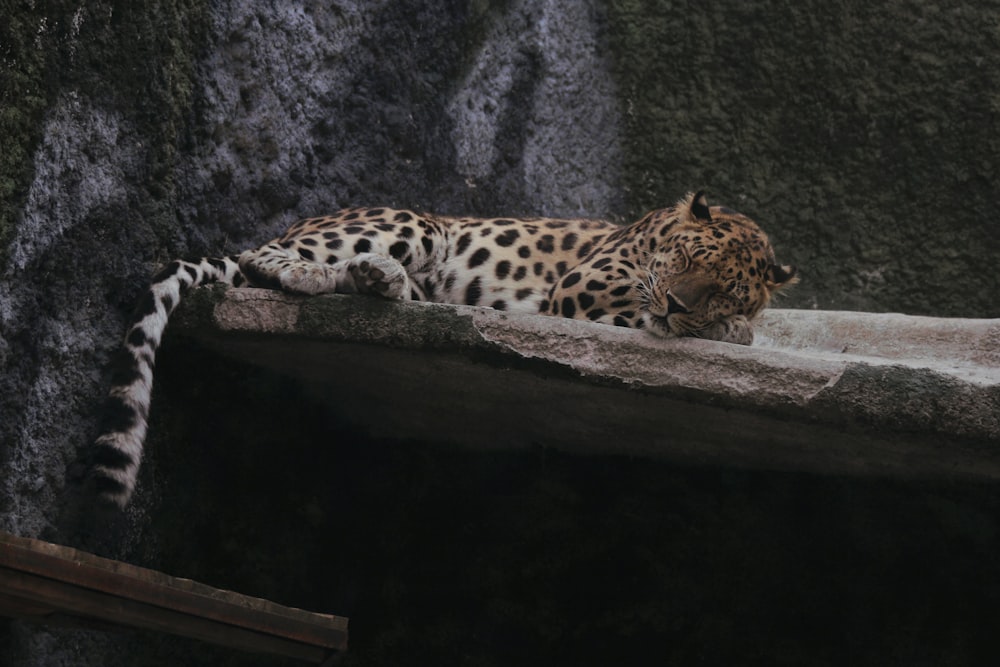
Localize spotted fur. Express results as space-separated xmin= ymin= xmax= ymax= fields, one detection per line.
xmin=87 ymin=191 xmax=796 ymax=506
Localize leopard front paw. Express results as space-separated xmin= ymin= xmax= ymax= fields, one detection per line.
xmin=277 ymin=263 xmax=340 ymax=295
xmin=349 ymin=253 xmax=410 ymax=300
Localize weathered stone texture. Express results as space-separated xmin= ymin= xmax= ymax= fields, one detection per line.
xmin=605 ymin=1 xmax=1000 ymax=315
xmin=170 ymin=289 xmax=1000 ymax=470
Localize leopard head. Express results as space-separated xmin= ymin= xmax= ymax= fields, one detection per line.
xmin=638 ymin=191 xmax=797 ymax=345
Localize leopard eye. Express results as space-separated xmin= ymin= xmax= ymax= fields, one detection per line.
xmin=653 ymin=246 xmax=691 ymax=275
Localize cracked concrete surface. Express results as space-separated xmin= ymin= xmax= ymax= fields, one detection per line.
xmin=171 ymin=288 xmax=1000 ymax=481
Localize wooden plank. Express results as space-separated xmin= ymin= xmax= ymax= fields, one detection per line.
xmin=0 ymin=533 xmax=346 ymax=647
xmin=0 ymin=590 xmax=55 ymax=617
xmin=0 ymin=567 xmax=329 ymax=661
xmin=0 ymin=532 xmax=347 ymax=661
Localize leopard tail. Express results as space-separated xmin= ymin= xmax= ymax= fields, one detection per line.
xmin=88 ymin=256 xmax=247 ymax=507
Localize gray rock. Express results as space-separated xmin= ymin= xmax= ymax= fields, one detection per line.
xmin=173 ymin=289 xmax=1000 ymax=477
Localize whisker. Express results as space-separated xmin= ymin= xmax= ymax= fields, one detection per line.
xmin=636 ymin=267 xmax=658 ymax=308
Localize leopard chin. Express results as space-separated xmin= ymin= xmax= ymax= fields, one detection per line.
xmin=641 ymin=311 xmax=754 ymax=346
xmin=640 ymin=312 xmax=681 ymax=339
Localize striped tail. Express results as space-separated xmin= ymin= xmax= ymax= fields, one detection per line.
xmin=88 ymin=256 xmax=247 ymax=507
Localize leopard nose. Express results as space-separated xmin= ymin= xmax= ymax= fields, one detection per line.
xmin=665 ymin=292 xmax=690 ymax=315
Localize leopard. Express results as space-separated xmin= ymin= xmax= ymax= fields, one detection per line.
xmin=86 ymin=190 xmax=797 ymax=507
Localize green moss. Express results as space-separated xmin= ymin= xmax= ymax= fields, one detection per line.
xmin=0 ymin=11 xmax=50 ymax=271
xmin=0 ymin=1 xmax=211 ymax=271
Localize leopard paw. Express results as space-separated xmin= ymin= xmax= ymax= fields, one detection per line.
xmin=348 ymin=253 xmax=410 ymax=300
xmin=277 ymin=263 xmax=340 ymax=295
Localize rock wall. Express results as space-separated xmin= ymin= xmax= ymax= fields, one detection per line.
xmin=1 ymin=1 xmax=999 ymax=665
xmin=604 ymin=1 xmax=1000 ymax=314
xmin=0 ymin=0 xmax=622 ymax=536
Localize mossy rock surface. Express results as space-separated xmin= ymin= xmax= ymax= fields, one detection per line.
xmin=605 ymin=0 xmax=1000 ymax=315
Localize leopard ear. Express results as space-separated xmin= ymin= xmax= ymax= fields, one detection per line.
xmin=765 ymin=264 xmax=799 ymax=290
xmin=690 ymin=190 xmax=712 ymax=221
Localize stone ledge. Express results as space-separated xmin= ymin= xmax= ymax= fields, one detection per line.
xmin=169 ymin=287 xmax=1000 ymax=480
